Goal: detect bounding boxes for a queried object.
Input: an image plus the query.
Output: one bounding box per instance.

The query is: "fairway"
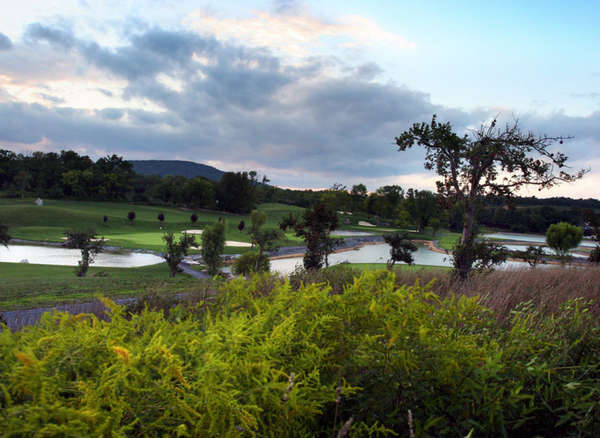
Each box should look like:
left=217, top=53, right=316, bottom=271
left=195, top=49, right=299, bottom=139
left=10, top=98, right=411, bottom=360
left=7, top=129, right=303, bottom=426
left=0, top=199, right=304, bottom=252
left=0, top=262, right=203, bottom=310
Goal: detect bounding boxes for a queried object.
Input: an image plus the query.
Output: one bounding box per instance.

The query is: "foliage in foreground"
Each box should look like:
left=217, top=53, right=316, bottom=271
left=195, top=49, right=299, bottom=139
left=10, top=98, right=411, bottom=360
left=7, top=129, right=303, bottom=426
left=1, top=271, right=599, bottom=436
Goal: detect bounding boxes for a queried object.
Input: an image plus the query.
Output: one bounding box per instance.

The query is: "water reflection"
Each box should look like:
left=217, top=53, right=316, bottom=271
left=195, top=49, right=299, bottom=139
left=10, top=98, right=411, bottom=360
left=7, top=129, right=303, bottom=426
left=0, top=245, right=164, bottom=267
left=483, top=232, right=595, bottom=248
left=269, top=243, right=555, bottom=276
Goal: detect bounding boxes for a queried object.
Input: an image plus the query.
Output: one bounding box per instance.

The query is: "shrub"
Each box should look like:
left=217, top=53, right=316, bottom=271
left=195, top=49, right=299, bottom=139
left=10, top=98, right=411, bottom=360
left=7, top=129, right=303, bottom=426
left=201, top=219, right=225, bottom=276
left=232, top=252, right=270, bottom=276
left=162, top=232, right=195, bottom=277
left=63, top=229, right=105, bottom=277
left=546, top=222, right=583, bottom=262
left=1, top=272, right=600, bottom=436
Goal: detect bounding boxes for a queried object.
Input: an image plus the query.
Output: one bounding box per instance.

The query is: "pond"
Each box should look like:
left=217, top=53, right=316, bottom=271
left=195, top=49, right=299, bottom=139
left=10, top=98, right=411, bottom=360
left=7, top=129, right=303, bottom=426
left=269, top=243, right=542, bottom=275
left=483, top=232, right=596, bottom=248
left=0, top=245, right=164, bottom=267
left=330, top=230, right=376, bottom=237
left=502, top=244, right=587, bottom=258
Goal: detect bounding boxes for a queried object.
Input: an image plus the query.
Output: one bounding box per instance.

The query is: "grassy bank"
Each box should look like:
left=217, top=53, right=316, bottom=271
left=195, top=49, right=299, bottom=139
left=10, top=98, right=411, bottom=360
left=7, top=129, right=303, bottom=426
left=0, top=262, right=204, bottom=310
left=0, top=199, right=304, bottom=252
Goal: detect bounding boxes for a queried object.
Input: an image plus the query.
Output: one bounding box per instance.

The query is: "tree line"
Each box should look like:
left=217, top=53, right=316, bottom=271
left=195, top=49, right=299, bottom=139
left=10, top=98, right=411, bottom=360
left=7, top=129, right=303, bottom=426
left=1, top=148, right=593, bottom=236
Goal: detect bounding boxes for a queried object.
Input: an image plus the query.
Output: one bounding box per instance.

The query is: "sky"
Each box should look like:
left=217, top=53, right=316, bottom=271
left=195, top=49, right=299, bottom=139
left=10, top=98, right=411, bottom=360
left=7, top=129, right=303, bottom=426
left=0, top=0, right=598, bottom=197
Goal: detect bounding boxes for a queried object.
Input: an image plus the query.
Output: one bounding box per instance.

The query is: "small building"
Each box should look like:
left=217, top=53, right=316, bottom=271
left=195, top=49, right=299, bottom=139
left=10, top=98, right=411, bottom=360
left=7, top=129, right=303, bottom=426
left=35, top=198, right=43, bottom=206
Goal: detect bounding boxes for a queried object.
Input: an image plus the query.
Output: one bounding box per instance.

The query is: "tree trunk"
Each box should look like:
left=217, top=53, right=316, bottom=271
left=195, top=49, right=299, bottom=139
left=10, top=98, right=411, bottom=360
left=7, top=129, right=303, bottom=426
left=456, top=199, right=476, bottom=279
left=255, top=246, right=263, bottom=271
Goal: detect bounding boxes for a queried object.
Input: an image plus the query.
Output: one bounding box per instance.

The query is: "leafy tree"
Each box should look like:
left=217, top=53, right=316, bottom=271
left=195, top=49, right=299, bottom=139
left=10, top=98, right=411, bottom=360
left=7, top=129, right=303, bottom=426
left=14, top=170, right=32, bottom=199
left=158, top=212, right=165, bottom=224
left=248, top=210, right=281, bottom=271
left=583, top=209, right=600, bottom=264
left=405, top=189, right=439, bottom=233
left=202, top=219, right=226, bottom=276
left=546, top=222, right=583, bottom=263
left=215, top=171, right=258, bottom=214
left=150, top=175, right=188, bottom=205
left=383, top=232, right=417, bottom=269
left=395, top=115, right=586, bottom=279
left=514, top=245, right=545, bottom=268
left=280, top=203, right=338, bottom=270
left=453, top=239, right=508, bottom=275
left=429, top=217, right=441, bottom=236
left=232, top=252, right=270, bottom=276
left=63, top=229, right=105, bottom=277
left=589, top=246, right=600, bottom=264
left=127, top=211, right=136, bottom=225
left=162, top=232, right=196, bottom=277
left=183, top=177, right=215, bottom=208
left=190, top=213, right=198, bottom=225
left=0, top=221, right=10, bottom=247
left=321, top=183, right=350, bottom=212
left=375, top=185, right=404, bottom=218
left=350, top=183, right=368, bottom=212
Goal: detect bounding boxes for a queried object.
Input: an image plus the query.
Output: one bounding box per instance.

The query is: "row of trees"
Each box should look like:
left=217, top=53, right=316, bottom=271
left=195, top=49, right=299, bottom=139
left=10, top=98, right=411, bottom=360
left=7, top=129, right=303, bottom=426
left=0, top=150, right=134, bottom=200
left=0, top=149, right=268, bottom=213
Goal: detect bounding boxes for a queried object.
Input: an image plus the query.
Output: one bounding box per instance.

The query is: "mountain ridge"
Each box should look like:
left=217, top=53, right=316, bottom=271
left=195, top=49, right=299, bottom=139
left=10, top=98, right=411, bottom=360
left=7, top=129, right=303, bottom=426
left=129, top=160, right=225, bottom=182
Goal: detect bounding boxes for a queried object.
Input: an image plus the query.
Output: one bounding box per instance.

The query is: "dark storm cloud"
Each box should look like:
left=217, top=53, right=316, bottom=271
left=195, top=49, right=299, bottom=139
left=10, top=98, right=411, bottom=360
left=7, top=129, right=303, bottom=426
left=2, top=22, right=598, bottom=190
left=0, top=32, right=12, bottom=50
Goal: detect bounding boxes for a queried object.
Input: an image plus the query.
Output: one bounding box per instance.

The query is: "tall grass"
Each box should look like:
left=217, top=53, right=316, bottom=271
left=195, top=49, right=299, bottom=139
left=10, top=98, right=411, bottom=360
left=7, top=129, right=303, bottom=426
left=289, top=265, right=600, bottom=321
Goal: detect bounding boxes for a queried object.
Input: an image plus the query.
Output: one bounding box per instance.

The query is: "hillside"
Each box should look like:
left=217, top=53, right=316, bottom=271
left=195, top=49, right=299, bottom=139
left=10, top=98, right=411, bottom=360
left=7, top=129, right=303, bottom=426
left=129, top=160, right=225, bottom=181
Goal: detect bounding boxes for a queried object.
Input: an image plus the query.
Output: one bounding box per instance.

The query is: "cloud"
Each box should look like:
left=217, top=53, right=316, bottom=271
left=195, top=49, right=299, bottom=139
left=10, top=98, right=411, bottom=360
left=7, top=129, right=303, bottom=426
left=571, top=92, right=599, bottom=99
left=96, top=87, right=114, bottom=97
left=39, top=93, right=65, bottom=104
left=96, top=107, right=124, bottom=120
left=25, top=23, right=76, bottom=49
left=0, top=21, right=597, bottom=198
left=184, top=8, right=416, bottom=58
left=0, top=32, right=12, bottom=50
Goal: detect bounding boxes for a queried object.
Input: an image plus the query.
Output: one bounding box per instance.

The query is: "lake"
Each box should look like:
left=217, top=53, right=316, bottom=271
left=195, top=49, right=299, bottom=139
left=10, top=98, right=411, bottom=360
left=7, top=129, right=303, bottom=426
left=270, top=243, right=542, bottom=275
left=483, top=232, right=596, bottom=248
left=0, top=245, right=164, bottom=267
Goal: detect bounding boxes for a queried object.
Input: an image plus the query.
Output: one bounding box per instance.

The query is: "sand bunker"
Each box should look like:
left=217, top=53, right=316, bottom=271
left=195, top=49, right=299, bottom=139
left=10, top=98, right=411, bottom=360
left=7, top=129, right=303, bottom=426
left=182, top=229, right=203, bottom=235
left=358, top=221, right=376, bottom=227
left=191, top=241, right=252, bottom=249
left=61, top=237, right=108, bottom=242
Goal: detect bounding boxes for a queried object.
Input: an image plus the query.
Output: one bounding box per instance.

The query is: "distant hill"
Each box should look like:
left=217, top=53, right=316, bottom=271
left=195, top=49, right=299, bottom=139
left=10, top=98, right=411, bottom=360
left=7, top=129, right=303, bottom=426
left=129, top=160, right=225, bottom=182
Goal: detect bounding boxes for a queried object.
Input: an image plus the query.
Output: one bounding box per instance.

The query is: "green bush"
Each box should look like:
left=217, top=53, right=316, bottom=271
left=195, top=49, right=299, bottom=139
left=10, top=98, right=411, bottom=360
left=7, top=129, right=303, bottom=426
left=232, top=252, right=270, bottom=276
left=546, top=222, right=583, bottom=260
left=1, top=272, right=599, bottom=436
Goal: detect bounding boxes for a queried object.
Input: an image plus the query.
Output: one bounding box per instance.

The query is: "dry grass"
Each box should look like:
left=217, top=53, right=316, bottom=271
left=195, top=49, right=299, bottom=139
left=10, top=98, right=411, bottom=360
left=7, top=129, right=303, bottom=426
left=287, top=265, right=600, bottom=321
left=394, top=266, right=600, bottom=321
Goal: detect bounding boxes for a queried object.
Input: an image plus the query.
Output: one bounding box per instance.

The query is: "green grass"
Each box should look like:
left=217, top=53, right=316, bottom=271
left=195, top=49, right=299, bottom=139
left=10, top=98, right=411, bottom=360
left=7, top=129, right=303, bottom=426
left=0, top=199, right=304, bottom=252
left=436, top=233, right=460, bottom=250
left=342, top=263, right=451, bottom=272
left=0, top=262, right=205, bottom=310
